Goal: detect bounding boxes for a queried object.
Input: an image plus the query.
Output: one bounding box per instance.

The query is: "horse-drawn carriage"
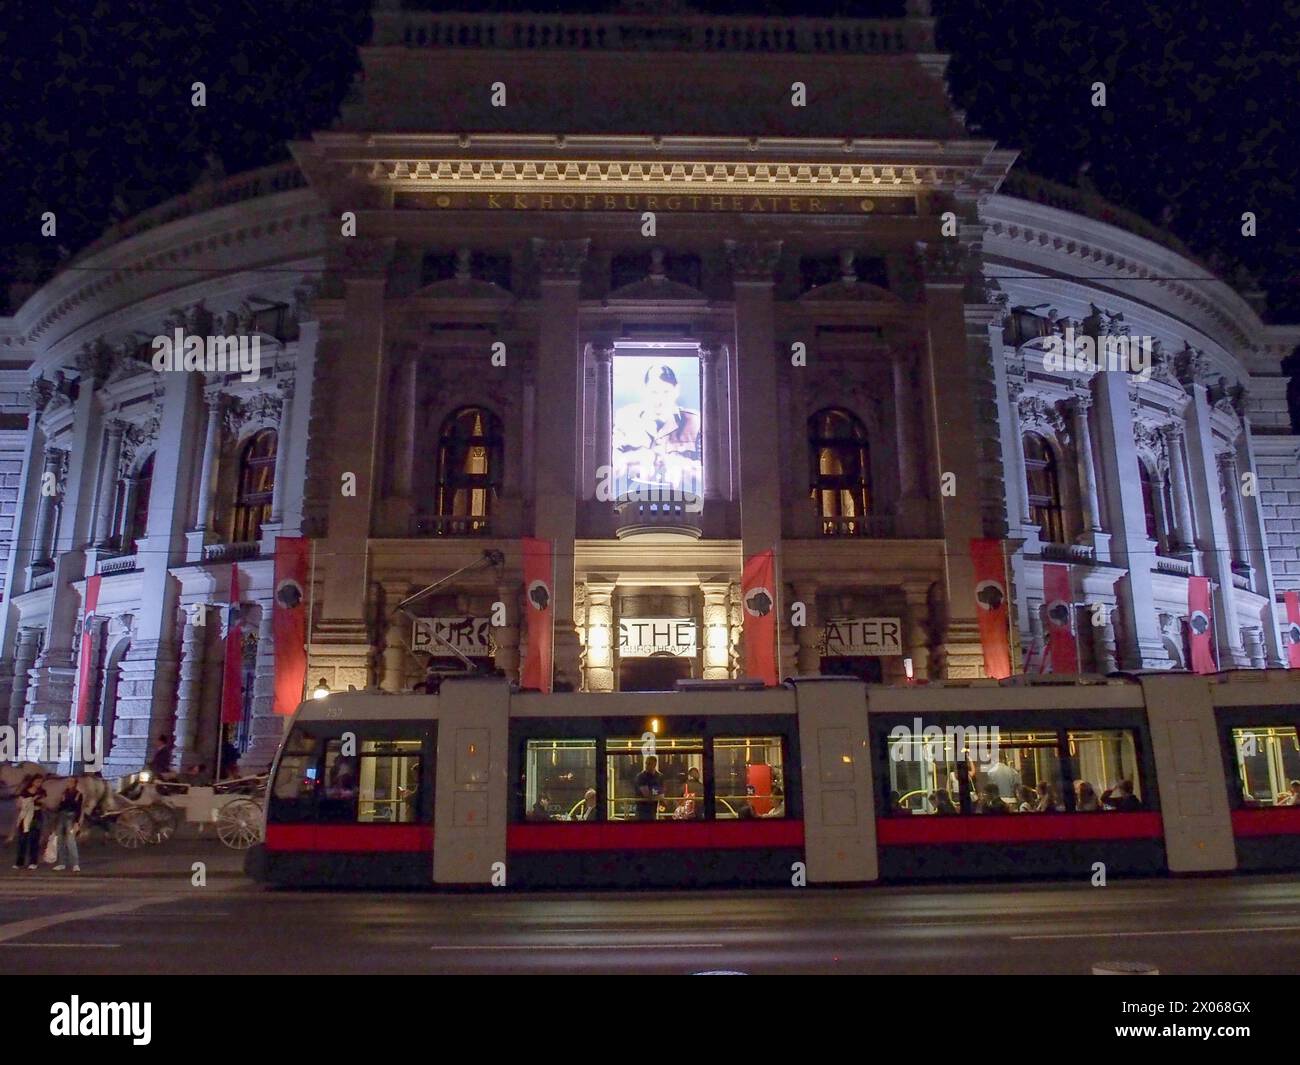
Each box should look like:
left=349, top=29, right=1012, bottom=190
left=2, top=764, right=267, bottom=851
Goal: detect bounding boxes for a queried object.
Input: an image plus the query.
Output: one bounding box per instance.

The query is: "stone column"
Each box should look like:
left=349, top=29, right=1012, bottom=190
left=701, top=580, right=732, bottom=680
left=116, top=477, right=138, bottom=545
left=30, top=447, right=62, bottom=565
left=1244, top=627, right=1266, bottom=669
left=1091, top=612, right=1118, bottom=674
left=7, top=627, right=40, bottom=726
left=1067, top=394, right=1104, bottom=537
left=892, top=347, right=921, bottom=505
left=592, top=343, right=614, bottom=495
left=726, top=240, right=783, bottom=560
left=1150, top=470, right=1172, bottom=553
left=1218, top=453, right=1249, bottom=567
left=1183, top=382, right=1248, bottom=666
left=93, top=420, right=125, bottom=547
left=902, top=580, right=933, bottom=680
left=492, top=581, right=520, bottom=683
left=245, top=604, right=281, bottom=772
left=531, top=238, right=588, bottom=683
left=313, top=240, right=394, bottom=690
left=269, top=381, right=293, bottom=523
left=914, top=242, right=988, bottom=677
left=583, top=580, right=616, bottom=692
left=793, top=581, right=821, bottom=675
left=382, top=607, right=408, bottom=692
left=699, top=343, right=723, bottom=502
left=1092, top=373, right=1169, bottom=666
left=1025, top=597, right=1045, bottom=672
left=173, top=607, right=209, bottom=765
left=1161, top=423, right=1197, bottom=554
left=193, top=391, right=223, bottom=533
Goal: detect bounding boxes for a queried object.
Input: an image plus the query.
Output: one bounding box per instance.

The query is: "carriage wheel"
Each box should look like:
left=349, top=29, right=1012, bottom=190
left=111, top=807, right=154, bottom=849
left=216, top=798, right=263, bottom=850
left=146, top=803, right=180, bottom=843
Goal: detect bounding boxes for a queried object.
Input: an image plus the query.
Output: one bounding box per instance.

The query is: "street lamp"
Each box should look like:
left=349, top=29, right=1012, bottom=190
left=312, top=678, right=329, bottom=700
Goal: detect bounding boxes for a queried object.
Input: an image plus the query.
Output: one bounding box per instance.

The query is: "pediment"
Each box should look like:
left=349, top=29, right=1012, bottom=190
left=799, top=280, right=901, bottom=304
left=411, top=277, right=513, bottom=303
left=604, top=275, right=708, bottom=303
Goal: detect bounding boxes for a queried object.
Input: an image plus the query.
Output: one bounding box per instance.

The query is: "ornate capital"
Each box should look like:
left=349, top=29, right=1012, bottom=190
left=590, top=341, right=614, bottom=365
left=1174, top=342, right=1209, bottom=387
left=724, top=239, right=783, bottom=283
left=914, top=239, right=970, bottom=284
left=1018, top=393, right=1066, bottom=434
left=531, top=237, right=589, bottom=280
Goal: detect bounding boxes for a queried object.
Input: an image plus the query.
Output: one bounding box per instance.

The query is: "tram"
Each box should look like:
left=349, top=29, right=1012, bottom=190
left=245, top=669, right=1300, bottom=888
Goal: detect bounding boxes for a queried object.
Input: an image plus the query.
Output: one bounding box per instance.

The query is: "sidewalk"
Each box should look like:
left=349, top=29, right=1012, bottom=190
left=3, top=835, right=250, bottom=880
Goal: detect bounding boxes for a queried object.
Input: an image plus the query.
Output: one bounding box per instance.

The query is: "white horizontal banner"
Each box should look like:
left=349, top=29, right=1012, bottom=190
left=619, top=618, right=697, bottom=658
left=412, top=616, right=493, bottom=656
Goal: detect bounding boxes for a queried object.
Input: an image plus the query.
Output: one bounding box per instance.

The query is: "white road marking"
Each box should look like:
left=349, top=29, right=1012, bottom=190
left=0, top=893, right=180, bottom=944
left=431, top=942, right=725, bottom=951
left=1013, top=925, right=1300, bottom=941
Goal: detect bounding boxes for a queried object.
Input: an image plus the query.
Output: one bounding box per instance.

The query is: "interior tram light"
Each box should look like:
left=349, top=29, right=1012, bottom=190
left=649, top=718, right=660, bottom=734
left=312, top=678, right=330, bottom=701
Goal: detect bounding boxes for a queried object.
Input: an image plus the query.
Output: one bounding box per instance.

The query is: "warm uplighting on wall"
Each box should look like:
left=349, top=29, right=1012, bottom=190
left=312, top=678, right=330, bottom=700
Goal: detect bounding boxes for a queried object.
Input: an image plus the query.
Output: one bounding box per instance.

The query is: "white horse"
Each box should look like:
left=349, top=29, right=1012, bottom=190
left=1, top=765, right=116, bottom=841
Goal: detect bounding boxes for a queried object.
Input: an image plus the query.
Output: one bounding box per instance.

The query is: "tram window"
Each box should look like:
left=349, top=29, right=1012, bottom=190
left=885, top=729, right=1062, bottom=815
left=271, top=730, right=319, bottom=806
left=606, top=737, right=703, bottom=822
left=358, top=740, right=423, bottom=824
left=523, top=739, right=596, bottom=821
left=713, top=736, right=785, bottom=819
left=1066, top=730, right=1145, bottom=811
left=1231, top=727, right=1300, bottom=807
left=318, top=740, right=360, bottom=823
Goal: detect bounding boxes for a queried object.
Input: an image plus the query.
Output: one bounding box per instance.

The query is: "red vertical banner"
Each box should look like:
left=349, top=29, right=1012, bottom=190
left=273, top=536, right=309, bottom=715
left=73, top=575, right=103, bottom=726
left=1188, top=575, right=1216, bottom=674
left=521, top=537, right=554, bottom=692
left=221, top=564, right=244, bottom=725
left=1041, top=564, right=1079, bottom=675
left=1285, top=591, right=1300, bottom=669
left=741, top=549, right=778, bottom=686
left=971, top=538, right=1012, bottom=680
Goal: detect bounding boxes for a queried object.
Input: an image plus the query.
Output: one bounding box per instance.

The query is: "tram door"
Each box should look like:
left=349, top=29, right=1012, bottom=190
left=432, top=678, right=511, bottom=885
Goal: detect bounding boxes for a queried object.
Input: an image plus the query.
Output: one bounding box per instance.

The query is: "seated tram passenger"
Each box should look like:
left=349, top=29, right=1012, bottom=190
left=930, top=790, right=958, bottom=816
left=1100, top=779, right=1142, bottom=812
left=978, top=783, right=1008, bottom=814
left=1074, top=780, right=1101, bottom=812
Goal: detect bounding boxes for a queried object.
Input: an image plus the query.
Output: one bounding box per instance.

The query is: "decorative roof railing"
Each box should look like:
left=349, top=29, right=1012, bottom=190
left=375, top=11, right=931, bottom=54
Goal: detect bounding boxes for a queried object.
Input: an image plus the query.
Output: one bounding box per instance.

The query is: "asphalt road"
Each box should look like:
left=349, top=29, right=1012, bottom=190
left=1, top=838, right=1298, bottom=974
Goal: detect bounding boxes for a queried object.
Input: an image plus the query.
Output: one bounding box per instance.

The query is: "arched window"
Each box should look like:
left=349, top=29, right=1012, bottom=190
left=808, top=408, right=871, bottom=535
left=126, top=453, right=153, bottom=552
left=1024, top=433, right=1066, bottom=544
left=232, top=430, right=277, bottom=543
left=435, top=407, right=502, bottom=534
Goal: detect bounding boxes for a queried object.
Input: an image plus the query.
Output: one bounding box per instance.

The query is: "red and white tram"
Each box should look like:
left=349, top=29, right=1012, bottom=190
left=246, top=670, right=1300, bottom=888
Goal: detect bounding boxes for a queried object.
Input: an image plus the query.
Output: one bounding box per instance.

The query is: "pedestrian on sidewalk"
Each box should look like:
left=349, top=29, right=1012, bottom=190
left=51, top=779, right=83, bottom=872
left=11, top=774, right=47, bottom=870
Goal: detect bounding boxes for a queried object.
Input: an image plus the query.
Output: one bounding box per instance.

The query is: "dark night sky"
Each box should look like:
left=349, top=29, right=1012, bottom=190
left=1, top=0, right=1297, bottom=319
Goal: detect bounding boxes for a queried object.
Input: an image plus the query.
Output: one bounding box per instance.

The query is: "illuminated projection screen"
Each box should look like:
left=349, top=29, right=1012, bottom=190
left=610, top=353, right=703, bottom=504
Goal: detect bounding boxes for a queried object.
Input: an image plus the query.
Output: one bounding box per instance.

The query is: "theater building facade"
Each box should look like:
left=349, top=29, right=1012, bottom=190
left=1, top=7, right=1298, bottom=774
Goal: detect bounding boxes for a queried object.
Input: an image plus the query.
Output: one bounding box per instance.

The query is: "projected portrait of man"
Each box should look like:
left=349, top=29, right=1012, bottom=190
left=612, top=363, right=702, bottom=494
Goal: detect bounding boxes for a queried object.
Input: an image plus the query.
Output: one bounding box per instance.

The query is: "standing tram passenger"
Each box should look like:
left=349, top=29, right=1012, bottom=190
left=634, top=756, right=664, bottom=820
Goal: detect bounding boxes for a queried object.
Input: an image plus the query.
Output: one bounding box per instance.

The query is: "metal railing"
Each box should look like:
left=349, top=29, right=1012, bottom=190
left=202, top=542, right=261, bottom=563
left=1040, top=541, right=1096, bottom=563
left=1153, top=555, right=1193, bottom=577
left=97, top=553, right=139, bottom=576
left=819, top=514, right=897, bottom=538
left=381, top=12, right=928, bottom=54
